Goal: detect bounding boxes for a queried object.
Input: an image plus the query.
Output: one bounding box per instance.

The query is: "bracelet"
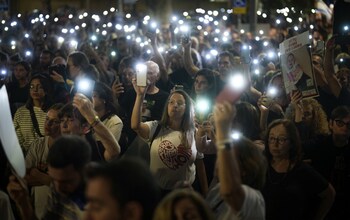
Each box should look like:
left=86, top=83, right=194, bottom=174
left=90, top=115, right=100, bottom=128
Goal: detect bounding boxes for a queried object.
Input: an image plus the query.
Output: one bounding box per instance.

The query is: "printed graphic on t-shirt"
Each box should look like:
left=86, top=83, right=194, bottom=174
left=158, top=140, right=192, bottom=170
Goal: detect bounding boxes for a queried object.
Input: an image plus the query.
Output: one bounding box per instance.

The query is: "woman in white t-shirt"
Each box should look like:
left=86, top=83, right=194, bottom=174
left=131, top=72, right=197, bottom=193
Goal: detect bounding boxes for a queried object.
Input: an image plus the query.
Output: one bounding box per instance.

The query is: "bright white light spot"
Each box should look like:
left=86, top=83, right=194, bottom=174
left=229, top=74, right=246, bottom=91
left=126, top=13, right=131, bottom=19
left=58, top=36, right=64, bottom=43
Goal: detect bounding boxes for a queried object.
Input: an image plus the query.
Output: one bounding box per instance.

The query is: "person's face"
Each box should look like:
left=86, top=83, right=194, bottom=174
left=14, top=65, right=28, bottom=81
left=268, top=124, right=291, bottom=160
left=48, top=164, right=82, bottom=196
left=194, top=75, right=209, bottom=95
left=121, top=67, right=135, bottom=86
left=329, top=115, right=350, bottom=138
left=30, top=79, right=45, bottom=101
left=173, top=197, right=202, bottom=220
left=147, top=68, right=159, bottom=85
left=44, top=109, right=61, bottom=137
left=84, top=177, right=122, bottom=220
left=302, top=104, right=314, bottom=126
left=336, top=69, right=350, bottom=88
left=312, top=55, right=323, bottom=70
left=40, top=53, right=51, bottom=67
left=218, top=56, right=232, bottom=75
left=67, top=57, right=80, bottom=80
left=287, top=54, right=295, bottom=69
left=60, top=116, right=84, bottom=135
left=167, top=93, right=186, bottom=120
left=92, top=92, right=105, bottom=112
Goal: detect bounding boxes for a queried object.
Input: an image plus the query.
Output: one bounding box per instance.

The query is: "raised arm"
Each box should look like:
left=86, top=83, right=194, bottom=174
left=324, top=37, right=342, bottom=97
left=182, top=41, right=200, bottom=77
left=130, top=79, right=150, bottom=139
left=73, top=94, right=121, bottom=161
left=214, top=102, right=245, bottom=214
left=146, top=31, right=168, bottom=83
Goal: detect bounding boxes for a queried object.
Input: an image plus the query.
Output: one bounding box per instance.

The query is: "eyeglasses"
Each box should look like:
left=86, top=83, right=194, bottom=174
left=334, top=119, right=350, bottom=129
left=168, top=100, right=186, bottom=107
left=268, top=136, right=289, bottom=145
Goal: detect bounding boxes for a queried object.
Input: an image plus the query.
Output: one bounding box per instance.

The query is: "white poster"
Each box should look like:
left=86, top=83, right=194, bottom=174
left=280, top=31, right=319, bottom=98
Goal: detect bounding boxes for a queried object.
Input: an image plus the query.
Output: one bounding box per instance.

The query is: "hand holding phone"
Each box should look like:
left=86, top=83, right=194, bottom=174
left=136, top=64, right=147, bottom=87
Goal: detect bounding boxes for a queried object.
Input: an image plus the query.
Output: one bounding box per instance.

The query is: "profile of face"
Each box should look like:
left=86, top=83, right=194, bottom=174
left=67, top=57, right=80, bottom=80
left=14, top=64, right=29, bottom=81
left=287, top=54, right=296, bottom=70
left=60, top=116, right=84, bottom=136
left=92, top=92, right=105, bottom=112
left=173, top=197, right=202, bottom=220
left=29, top=78, right=45, bottom=101
left=329, top=115, right=350, bottom=137
left=48, top=164, right=82, bottom=196
left=194, top=75, right=210, bottom=95
left=268, top=124, right=291, bottom=160
left=44, top=109, right=61, bottom=137
left=85, top=177, right=122, bottom=220
left=167, top=93, right=186, bottom=120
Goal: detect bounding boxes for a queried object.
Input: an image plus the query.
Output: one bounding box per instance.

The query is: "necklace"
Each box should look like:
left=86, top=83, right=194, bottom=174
left=267, top=161, right=292, bottom=185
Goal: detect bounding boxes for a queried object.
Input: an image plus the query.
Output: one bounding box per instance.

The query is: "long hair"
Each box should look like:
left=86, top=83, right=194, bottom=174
left=264, top=119, right=303, bottom=165
left=234, top=137, right=267, bottom=190
left=153, top=189, right=215, bottom=220
left=285, top=98, right=330, bottom=137
left=93, top=81, right=119, bottom=115
left=25, top=74, right=53, bottom=111
left=160, top=90, right=195, bottom=148
left=235, top=102, right=261, bottom=140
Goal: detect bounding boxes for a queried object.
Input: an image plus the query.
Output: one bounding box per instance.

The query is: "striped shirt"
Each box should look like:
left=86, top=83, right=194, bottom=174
left=13, top=106, right=46, bottom=154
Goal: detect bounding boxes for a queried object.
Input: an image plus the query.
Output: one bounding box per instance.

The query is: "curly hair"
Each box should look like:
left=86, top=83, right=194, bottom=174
left=285, top=98, right=329, bottom=137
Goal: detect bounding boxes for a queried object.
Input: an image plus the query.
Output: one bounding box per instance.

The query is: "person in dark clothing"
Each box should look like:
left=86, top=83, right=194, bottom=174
left=303, top=106, right=350, bottom=219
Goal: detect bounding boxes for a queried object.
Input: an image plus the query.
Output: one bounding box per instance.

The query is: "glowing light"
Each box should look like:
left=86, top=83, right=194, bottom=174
left=183, top=12, right=189, bottom=16
left=126, top=13, right=131, bottom=19
left=229, top=74, right=246, bottom=91
left=68, top=14, right=73, bottom=19
left=103, top=10, right=108, bottom=16
left=259, top=30, right=264, bottom=35
left=24, top=33, right=29, bottom=38
left=110, top=7, right=116, bottom=12
left=58, top=36, right=64, bottom=43
left=111, top=51, right=116, bottom=56
left=62, top=28, right=68, bottom=34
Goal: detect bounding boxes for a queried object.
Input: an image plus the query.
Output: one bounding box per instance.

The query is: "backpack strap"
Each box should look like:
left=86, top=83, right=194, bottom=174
left=149, top=122, right=162, bottom=147
left=29, top=106, right=44, bottom=137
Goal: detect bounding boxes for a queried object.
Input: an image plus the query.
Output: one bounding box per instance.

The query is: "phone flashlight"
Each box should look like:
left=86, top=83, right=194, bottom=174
left=77, top=78, right=95, bottom=97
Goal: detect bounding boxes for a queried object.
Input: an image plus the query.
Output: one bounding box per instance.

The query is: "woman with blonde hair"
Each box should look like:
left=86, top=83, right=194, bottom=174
left=153, top=189, right=215, bottom=220
left=285, top=91, right=329, bottom=140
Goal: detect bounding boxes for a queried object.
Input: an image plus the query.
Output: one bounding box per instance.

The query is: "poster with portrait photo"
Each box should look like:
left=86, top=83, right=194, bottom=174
left=279, top=31, right=319, bottom=98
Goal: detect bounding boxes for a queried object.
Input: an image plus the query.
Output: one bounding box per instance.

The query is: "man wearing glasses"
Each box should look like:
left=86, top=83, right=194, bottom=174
left=304, top=105, right=350, bottom=219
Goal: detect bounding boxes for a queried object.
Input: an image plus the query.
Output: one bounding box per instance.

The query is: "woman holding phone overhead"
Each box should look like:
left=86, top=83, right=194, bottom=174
left=131, top=64, right=199, bottom=194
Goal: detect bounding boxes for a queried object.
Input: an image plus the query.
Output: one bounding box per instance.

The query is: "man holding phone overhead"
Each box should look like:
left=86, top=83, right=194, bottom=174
left=120, top=61, right=169, bottom=147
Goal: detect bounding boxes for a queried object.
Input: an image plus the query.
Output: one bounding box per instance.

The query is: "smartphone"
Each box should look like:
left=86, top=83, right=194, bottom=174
left=48, top=64, right=66, bottom=76
left=215, top=86, right=242, bottom=104
left=136, top=64, right=147, bottom=87
left=314, top=41, right=325, bottom=52
left=77, top=78, right=95, bottom=97
left=241, top=46, right=250, bottom=64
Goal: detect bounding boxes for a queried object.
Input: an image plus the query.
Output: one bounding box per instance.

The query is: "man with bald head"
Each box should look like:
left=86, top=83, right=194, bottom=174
left=120, top=61, right=169, bottom=149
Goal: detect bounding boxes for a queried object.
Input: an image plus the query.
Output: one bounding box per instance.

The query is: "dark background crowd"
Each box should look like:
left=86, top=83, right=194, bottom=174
left=0, top=0, right=350, bottom=219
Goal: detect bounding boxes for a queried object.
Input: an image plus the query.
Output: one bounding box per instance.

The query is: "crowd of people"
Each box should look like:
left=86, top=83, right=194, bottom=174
left=0, top=2, right=349, bottom=220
